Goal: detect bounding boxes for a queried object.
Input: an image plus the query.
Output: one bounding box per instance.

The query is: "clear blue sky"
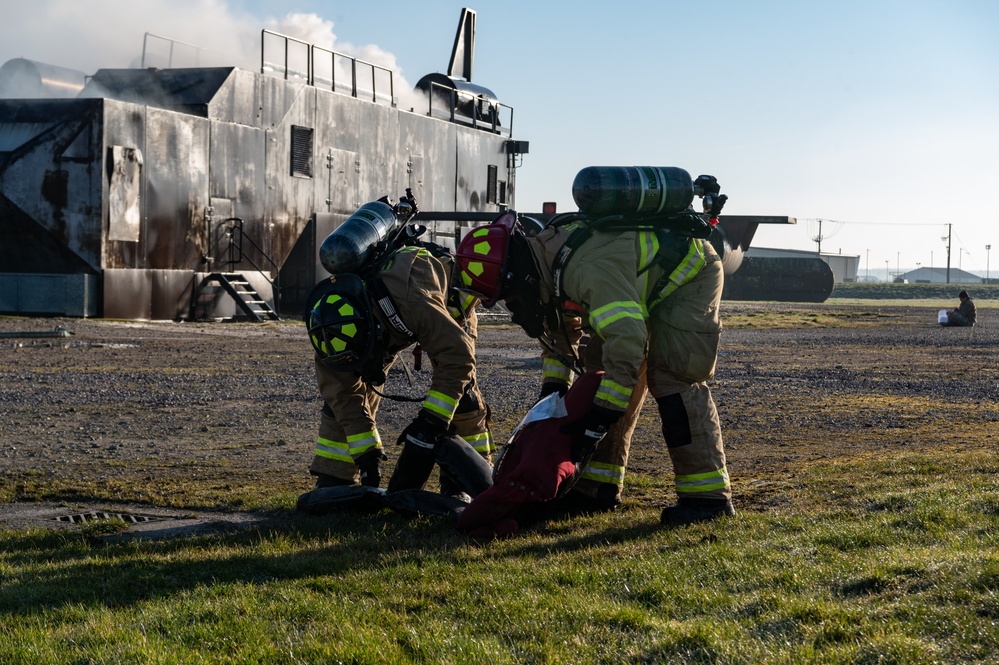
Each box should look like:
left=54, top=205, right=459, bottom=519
left=4, top=1, right=997, bottom=278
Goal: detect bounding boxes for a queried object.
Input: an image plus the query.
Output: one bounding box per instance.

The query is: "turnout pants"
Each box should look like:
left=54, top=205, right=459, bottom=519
left=572, top=258, right=731, bottom=503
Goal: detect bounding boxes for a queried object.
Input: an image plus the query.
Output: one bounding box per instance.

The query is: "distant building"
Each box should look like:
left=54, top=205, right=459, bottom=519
left=746, top=247, right=859, bottom=283
left=899, top=267, right=982, bottom=284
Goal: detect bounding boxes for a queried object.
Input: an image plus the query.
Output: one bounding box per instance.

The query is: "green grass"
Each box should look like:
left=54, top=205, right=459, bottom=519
left=829, top=281, right=999, bottom=301
left=2, top=447, right=996, bottom=664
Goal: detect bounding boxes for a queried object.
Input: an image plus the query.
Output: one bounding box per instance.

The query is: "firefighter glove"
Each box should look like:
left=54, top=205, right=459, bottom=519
left=538, top=382, right=569, bottom=401
left=398, top=409, right=448, bottom=450
left=707, top=193, right=728, bottom=218
left=355, top=448, right=388, bottom=487
left=560, top=404, right=621, bottom=462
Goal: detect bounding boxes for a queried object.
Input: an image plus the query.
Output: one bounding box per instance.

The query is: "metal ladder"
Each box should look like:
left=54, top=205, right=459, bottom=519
left=196, top=272, right=280, bottom=322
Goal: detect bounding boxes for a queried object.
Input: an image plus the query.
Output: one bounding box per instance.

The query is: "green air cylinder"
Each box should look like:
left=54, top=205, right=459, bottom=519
left=571, top=166, right=694, bottom=216
left=320, top=201, right=398, bottom=274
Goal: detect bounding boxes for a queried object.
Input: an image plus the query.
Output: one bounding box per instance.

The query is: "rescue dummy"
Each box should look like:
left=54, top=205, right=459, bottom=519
left=457, top=370, right=604, bottom=538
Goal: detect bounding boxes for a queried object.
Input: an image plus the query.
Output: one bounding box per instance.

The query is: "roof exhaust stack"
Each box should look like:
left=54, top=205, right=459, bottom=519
left=448, top=8, right=476, bottom=81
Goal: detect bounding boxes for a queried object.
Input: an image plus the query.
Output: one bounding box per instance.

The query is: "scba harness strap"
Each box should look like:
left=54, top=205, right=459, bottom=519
left=549, top=212, right=709, bottom=309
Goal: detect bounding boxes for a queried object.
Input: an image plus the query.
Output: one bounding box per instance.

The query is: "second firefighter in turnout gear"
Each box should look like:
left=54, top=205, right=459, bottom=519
left=455, top=168, right=734, bottom=526
left=305, top=195, right=493, bottom=500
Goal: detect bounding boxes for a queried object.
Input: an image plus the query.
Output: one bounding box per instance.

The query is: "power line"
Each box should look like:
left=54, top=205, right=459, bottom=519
left=797, top=218, right=949, bottom=227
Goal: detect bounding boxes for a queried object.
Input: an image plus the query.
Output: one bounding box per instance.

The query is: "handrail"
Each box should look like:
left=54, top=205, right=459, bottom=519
left=426, top=81, right=514, bottom=138
left=259, top=29, right=514, bottom=135
left=260, top=30, right=311, bottom=82
left=141, top=33, right=221, bottom=68
left=214, top=218, right=279, bottom=277
left=311, top=45, right=394, bottom=105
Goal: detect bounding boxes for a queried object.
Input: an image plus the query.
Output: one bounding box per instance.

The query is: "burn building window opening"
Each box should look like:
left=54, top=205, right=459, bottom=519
left=291, top=125, right=314, bottom=178
left=487, top=164, right=500, bottom=205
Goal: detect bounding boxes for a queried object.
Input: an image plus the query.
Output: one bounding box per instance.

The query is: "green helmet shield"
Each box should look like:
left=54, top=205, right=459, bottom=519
left=306, top=274, right=377, bottom=372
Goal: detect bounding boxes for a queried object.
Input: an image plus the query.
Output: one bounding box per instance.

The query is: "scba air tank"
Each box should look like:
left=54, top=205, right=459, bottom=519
left=571, top=166, right=694, bottom=216
left=320, top=201, right=398, bottom=274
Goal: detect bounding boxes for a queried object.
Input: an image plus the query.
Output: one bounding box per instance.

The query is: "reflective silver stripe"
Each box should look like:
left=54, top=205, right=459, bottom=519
left=580, top=461, right=625, bottom=484
left=463, top=431, right=494, bottom=453
left=589, top=301, right=645, bottom=336
left=423, top=390, right=458, bottom=419
left=648, top=239, right=706, bottom=311
left=675, top=467, right=730, bottom=493
left=596, top=379, right=632, bottom=409
left=315, top=437, right=351, bottom=463
left=542, top=358, right=571, bottom=382
left=346, top=430, right=381, bottom=455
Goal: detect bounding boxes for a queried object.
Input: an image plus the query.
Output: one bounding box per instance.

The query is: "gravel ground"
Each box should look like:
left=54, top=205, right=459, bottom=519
left=1, top=302, right=996, bottom=528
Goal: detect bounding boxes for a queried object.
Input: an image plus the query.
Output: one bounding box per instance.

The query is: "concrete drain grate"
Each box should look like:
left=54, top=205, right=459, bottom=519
left=51, top=511, right=172, bottom=525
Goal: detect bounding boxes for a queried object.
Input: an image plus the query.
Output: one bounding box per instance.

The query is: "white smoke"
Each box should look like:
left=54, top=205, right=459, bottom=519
left=0, top=0, right=425, bottom=107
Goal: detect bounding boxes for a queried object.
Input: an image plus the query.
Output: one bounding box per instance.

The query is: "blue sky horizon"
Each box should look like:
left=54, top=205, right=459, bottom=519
left=4, top=0, right=997, bottom=277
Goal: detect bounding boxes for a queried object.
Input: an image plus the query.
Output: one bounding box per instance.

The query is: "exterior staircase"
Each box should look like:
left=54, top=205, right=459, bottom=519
left=192, top=272, right=280, bottom=322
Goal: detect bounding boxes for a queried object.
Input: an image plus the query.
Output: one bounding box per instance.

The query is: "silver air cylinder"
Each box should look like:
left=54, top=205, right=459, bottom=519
left=571, top=166, right=694, bottom=216
left=320, top=201, right=398, bottom=274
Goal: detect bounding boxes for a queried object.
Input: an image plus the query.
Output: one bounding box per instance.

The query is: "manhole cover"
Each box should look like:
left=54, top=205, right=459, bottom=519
left=51, top=511, right=171, bottom=525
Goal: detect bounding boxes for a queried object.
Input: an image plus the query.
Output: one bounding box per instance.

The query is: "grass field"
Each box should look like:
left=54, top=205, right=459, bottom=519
left=1, top=300, right=997, bottom=664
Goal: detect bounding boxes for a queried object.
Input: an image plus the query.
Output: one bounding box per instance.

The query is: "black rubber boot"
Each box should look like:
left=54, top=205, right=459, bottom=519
left=314, top=473, right=353, bottom=489
left=660, top=497, right=735, bottom=527
left=557, top=484, right=622, bottom=516
left=387, top=441, right=437, bottom=493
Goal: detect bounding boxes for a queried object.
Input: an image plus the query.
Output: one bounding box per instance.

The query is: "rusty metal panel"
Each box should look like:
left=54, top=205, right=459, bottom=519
left=455, top=129, right=508, bottom=212
left=209, top=121, right=265, bottom=223
left=150, top=269, right=196, bottom=320
left=208, top=69, right=303, bottom=130
left=262, top=86, right=318, bottom=269
left=0, top=99, right=105, bottom=272
left=103, top=268, right=152, bottom=319
left=0, top=273, right=97, bottom=316
left=355, top=102, right=400, bottom=200
left=136, top=107, right=210, bottom=270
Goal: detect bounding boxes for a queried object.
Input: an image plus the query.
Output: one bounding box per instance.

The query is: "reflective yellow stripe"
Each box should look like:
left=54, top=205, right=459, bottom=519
left=542, top=358, right=572, bottom=382
left=637, top=231, right=660, bottom=273
left=648, top=239, right=706, bottom=311
left=346, top=430, right=381, bottom=456
left=580, top=461, right=625, bottom=485
left=589, top=300, right=645, bottom=336
left=675, top=467, right=730, bottom=493
left=315, top=436, right=352, bottom=463
left=423, top=390, right=458, bottom=420
left=635, top=231, right=659, bottom=313
left=449, top=292, right=478, bottom=322
left=596, top=378, right=632, bottom=409
left=463, top=430, right=495, bottom=454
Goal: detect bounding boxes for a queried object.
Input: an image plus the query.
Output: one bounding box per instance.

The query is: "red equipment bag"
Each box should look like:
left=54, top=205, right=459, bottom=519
left=456, top=371, right=603, bottom=538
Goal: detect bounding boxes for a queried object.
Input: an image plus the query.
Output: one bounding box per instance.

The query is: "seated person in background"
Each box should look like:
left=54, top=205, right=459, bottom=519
left=942, top=290, right=976, bottom=327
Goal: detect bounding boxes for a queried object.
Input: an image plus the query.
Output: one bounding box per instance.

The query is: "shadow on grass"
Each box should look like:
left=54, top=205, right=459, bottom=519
left=0, top=503, right=687, bottom=617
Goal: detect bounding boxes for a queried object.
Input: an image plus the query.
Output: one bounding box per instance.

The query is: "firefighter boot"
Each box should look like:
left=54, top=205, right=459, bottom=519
left=557, top=483, right=622, bottom=515
left=314, top=473, right=353, bottom=489
left=660, top=497, right=735, bottom=527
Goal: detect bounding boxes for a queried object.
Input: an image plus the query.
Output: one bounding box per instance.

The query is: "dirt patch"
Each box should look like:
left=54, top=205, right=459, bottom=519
left=1, top=303, right=996, bottom=532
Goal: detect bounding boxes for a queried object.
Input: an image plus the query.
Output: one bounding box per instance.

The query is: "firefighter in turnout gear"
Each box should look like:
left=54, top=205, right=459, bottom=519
left=455, top=172, right=734, bottom=526
left=304, top=196, right=493, bottom=502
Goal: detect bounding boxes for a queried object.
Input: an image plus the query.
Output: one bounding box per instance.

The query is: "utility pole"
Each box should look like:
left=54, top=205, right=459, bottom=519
left=944, top=224, right=952, bottom=284
left=812, top=219, right=823, bottom=255
left=988, top=244, right=992, bottom=284
left=866, top=249, right=870, bottom=280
